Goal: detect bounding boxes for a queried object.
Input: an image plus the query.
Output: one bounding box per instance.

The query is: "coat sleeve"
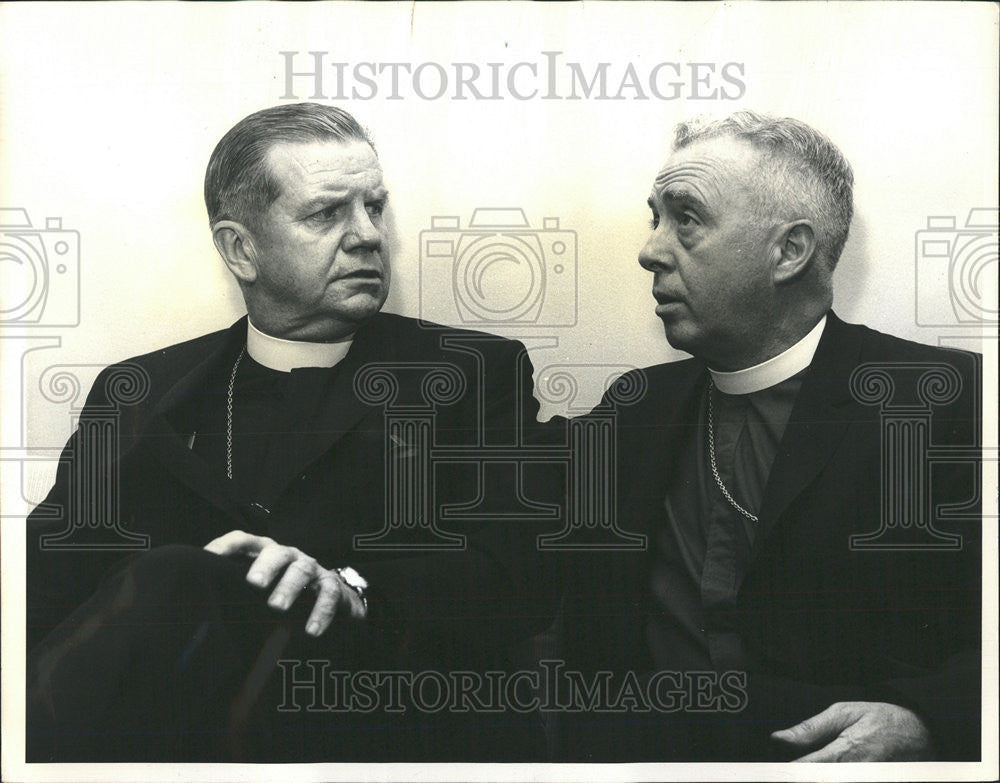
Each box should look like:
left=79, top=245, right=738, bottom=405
left=879, top=351, right=982, bottom=759
left=356, top=337, right=564, bottom=661
left=26, top=365, right=144, bottom=652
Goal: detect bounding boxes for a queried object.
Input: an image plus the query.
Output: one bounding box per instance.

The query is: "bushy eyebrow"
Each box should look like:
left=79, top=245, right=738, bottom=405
left=660, top=186, right=710, bottom=215
left=299, top=187, right=389, bottom=214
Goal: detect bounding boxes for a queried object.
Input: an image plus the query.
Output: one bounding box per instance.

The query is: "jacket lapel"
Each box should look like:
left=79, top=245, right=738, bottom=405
left=610, top=360, right=707, bottom=652
left=630, top=360, right=709, bottom=526
left=142, top=317, right=248, bottom=521
left=754, top=311, right=865, bottom=550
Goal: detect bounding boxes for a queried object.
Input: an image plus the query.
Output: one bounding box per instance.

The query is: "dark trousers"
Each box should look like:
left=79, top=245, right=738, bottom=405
left=27, top=545, right=547, bottom=762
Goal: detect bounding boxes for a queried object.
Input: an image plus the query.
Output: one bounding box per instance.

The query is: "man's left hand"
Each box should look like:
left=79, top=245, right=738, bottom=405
left=771, top=701, right=934, bottom=761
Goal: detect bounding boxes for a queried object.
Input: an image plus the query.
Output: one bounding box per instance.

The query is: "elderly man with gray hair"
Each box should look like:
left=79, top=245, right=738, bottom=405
left=26, top=102, right=557, bottom=762
left=556, top=111, right=981, bottom=762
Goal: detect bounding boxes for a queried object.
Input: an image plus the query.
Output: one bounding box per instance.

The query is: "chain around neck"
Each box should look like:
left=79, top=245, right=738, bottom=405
left=225, top=346, right=246, bottom=481
left=707, top=381, right=759, bottom=524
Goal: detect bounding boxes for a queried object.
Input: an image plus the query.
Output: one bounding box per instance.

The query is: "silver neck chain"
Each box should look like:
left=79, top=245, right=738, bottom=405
left=707, top=381, right=759, bottom=524
left=225, top=346, right=246, bottom=480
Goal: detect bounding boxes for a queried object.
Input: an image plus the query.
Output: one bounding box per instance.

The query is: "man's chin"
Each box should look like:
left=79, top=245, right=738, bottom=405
left=330, top=292, right=387, bottom=325
left=659, top=318, right=698, bottom=356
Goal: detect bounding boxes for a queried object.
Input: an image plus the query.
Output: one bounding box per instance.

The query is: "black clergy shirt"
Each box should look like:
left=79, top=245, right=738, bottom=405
left=188, top=354, right=341, bottom=518
left=645, top=370, right=806, bottom=675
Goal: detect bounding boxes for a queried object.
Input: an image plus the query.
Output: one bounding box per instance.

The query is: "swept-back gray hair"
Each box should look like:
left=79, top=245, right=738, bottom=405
left=205, top=103, right=375, bottom=229
left=674, top=111, right=854, bottom=269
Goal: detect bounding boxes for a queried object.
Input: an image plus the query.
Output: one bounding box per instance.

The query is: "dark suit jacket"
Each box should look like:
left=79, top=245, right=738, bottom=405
left=557, top=312, right=982, bottom=761
left=27, top=312, right=559, bottom=667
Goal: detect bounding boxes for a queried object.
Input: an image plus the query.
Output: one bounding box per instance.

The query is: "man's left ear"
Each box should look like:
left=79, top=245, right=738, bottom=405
left=769, top=220, right=817, bottom=284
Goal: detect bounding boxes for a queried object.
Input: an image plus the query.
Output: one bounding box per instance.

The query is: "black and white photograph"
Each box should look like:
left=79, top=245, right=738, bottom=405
left=1, top=2, right=996, bottom=781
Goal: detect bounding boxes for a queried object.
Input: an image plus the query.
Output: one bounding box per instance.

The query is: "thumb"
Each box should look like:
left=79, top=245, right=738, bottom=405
left=771, top=703, right=854, bottom=746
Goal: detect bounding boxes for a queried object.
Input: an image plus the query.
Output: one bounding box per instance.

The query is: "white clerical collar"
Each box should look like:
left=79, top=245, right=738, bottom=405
left=709, top=315, right=827, bottom=395
left=246, top=319, right=353, bottom=372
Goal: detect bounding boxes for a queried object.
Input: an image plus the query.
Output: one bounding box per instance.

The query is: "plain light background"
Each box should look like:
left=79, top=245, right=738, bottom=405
left=1, top=2, right=996, bottom=466
left=1, top=4, right=997, bottom=780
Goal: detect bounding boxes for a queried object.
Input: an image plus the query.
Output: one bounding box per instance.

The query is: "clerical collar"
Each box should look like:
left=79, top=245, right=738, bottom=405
left=709, top=315, right=827, bottom=395
left=246, top=319, right=353, bottom=372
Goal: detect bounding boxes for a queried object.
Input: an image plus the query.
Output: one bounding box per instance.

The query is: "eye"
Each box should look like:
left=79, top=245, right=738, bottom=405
left=366, top=199, right=386, bottom=219
left=677, top=211, right=699, bottom=228
left=649, top=210, right=660, bottom=230
left=308, top=204, right=340, bottom=222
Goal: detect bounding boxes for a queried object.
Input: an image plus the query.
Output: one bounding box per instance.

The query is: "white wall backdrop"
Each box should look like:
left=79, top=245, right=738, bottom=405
left=1, top=4, right=998, bottom=781
left=1, top=1, right=997, bottom=500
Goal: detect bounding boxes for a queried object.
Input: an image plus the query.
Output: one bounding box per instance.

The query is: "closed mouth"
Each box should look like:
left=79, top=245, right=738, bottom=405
left=340, top=269, right=383, bottom=281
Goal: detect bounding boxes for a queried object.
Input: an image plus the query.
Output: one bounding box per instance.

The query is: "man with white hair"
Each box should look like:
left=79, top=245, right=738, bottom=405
left=557, top=111, right=981, bottom=762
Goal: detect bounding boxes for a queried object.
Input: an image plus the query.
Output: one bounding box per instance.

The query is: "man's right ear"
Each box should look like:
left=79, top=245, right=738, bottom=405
left=211, top=220, right=259, bottom=284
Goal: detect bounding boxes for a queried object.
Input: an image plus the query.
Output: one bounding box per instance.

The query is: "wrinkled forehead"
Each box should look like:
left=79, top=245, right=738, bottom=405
left=265, top=139, right=383, bottom=196
left=650, top=136, right=759, bottom=203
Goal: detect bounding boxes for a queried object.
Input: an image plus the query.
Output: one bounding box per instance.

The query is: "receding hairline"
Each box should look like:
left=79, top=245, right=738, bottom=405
left=259, top=139, right=386, bottom=213
left=262, top=136, right=380, bottom=181
left=652, top=137, right=767, bottom=206
left=204, top=102, right=377, bottom=228
left=666, top=112, right=855, bottom=269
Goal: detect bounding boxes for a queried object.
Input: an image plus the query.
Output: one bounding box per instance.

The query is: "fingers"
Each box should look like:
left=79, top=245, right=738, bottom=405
left=245, top=543, right=360, bottom=635
left=771, top=702, right=860, bottom=747
left=263, top=552, right=317, bottom=609
left=793, top=735, right=858, bottom=762
left=204, top=529, right=273, bottom=557
left=205, top=529, right=366, bottom=636
left=305, top=570, right=369, bottom=635
left=305, top=570, right=344, bottom=637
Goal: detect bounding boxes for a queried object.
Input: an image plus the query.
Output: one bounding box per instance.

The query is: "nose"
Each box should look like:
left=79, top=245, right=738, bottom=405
left=343, top=204, right=383, bottom=252
left=638, top=228, right=671, bottom=272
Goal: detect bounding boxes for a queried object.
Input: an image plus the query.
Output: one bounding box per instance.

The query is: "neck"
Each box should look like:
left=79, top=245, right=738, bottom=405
left=246, top=318, right=354, bottom=372
left=712, top=295, right=830, bottom=371
left=709, top=314, right=827, bottom=394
